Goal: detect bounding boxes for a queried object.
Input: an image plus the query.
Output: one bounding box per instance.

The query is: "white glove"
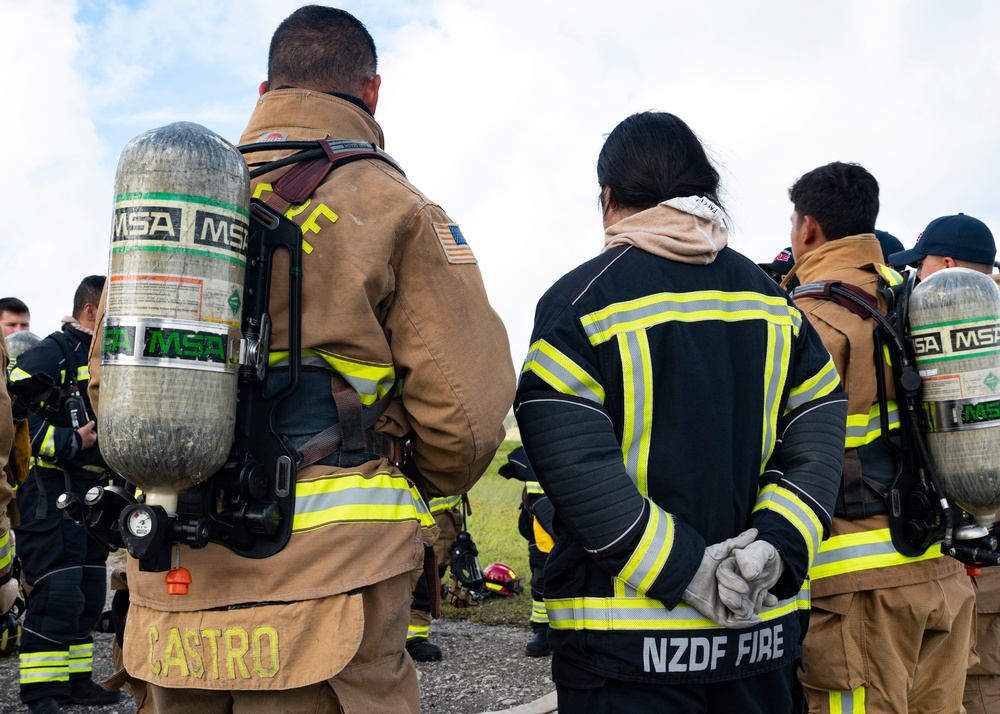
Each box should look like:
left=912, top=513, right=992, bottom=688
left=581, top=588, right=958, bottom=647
left=716, top=539, right=786, bottom=618
left=682, top=528, right=761, bottom=629
left=0, top=578, right=19, bottom=615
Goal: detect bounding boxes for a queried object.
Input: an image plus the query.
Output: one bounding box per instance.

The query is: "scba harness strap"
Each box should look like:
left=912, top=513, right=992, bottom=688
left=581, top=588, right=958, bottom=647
left=237, top=139, right=407, bottom=470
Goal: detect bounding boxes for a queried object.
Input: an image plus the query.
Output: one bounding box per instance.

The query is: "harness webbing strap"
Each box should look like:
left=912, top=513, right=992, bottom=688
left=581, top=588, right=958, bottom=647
left=793, top=281, right=880, bottom=320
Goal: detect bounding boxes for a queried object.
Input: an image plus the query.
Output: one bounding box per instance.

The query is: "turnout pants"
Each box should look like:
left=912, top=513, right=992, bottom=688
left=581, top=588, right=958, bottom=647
left=15, top=472, right=108, bottom=704
left=134, top=572, right=418, bottom=714
left=800, top=571, right=975, bottom=713
left=408, top=508, right=460, bottom=640
left=965, top=568, right=1000, bottom=714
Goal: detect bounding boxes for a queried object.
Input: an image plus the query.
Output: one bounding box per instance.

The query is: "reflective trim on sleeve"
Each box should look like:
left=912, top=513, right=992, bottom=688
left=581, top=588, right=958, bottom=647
left=520, top=340, right=605, bottom=404
left=427, top=495, right=463, bottom=514
left=525, top=480, right=544, bottom=495
left=617, top=330, right=653, bottom=494
left=874, top=263, right=904, bottom=287
left=809, top=528, right=942, bottom=581
left=829, top=686, right=867, bottom=713
left=785, top=356, right=841, bottom=414
left=8, top=368, right=31, bottom=383
left=617, top=502, right=673, bottom=594
left=845, top=402, right=900, bottom=448
left=19, top=650, right=70, bottom=684
left=580, top=291, right=803, bottom=346
left=268, top=349, right=395, bottom=406
left=753, top=484, right=823, bottom=567
left=546, top=585, right=810, bottom=632
left=38, top=425, right=57, bottom=461
left=292, top=471, right=435, bottom=533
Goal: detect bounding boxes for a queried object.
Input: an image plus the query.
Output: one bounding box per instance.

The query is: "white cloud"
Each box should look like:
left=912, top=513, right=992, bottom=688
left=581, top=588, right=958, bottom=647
left=3, top=0, right=999, bottom=365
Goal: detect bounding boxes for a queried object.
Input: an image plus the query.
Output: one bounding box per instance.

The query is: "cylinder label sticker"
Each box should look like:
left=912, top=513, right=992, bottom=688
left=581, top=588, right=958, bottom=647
left=102, top=317, right=237, bottom=374
left=107, top=274, right=242, bottom=328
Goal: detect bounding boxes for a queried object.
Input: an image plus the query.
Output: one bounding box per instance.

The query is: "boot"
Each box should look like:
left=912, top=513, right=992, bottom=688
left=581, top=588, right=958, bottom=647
left=26, top=698, right=61, bottom=714
left=525, top=628, right=551, bottom=657
left=68, top=678, right=122, bottom=706
left=405, top=637, right=443, bottom=662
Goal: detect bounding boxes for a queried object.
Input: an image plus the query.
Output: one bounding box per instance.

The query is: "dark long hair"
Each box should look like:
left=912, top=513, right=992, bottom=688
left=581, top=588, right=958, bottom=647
left=597, top=112, right=723, bottom=215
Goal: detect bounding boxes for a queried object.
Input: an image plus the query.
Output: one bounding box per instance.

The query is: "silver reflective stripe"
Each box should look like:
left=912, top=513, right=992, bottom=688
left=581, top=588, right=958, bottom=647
left=761, top=322, right=791, bottom=469
left=618, top=330, right=651, bottom=493
left=618, top=505, right=672, bottom=592
left=812, top=539, right=896, bottom=568
left=583, top=292, right=802, bottom=345
left=785, top=358, right=840, bottom=412
left=521, top=340, right=604, bottom=404
left=754, top=486, right=821, bottom=565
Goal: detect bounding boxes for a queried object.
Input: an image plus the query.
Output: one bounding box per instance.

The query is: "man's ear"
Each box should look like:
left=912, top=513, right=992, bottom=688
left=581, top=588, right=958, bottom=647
left=259, top=80, right=269, bottom=97
left=361, top=75, right=381, bottom=115
left=801, top=215, right=825, bottom=247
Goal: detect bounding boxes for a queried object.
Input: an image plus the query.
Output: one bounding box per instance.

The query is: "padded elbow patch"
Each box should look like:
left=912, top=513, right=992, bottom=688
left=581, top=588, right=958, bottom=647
left=515, top=392, right=645, bottom=553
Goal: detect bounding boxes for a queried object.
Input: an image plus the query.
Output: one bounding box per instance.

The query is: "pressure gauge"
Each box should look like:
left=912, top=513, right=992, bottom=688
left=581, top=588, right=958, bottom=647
left=127, top=507, right=154, bottom=537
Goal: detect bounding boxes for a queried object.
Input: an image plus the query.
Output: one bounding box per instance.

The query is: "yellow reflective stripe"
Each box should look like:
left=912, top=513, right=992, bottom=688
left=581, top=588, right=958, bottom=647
left=19, top=650, right=70, bottom=684
left=874, top=263, right=903, bottom=287
left=617, top=503, right=673, bottom=594
left=829, top=685, right=866, bottom=713
left=520, top=339, right=605, bottom=404
left=525, top=480, right=544, bottom=495
left=753, top=484, right=823, bottom=567
left=762, top=320, right=793, bottom=470
left=407, top=624, right=429, bottom=640
left=292, top=472, right=434, bottom=533
left=267, top=349, right=395, bottom=406
left=68, top=642, right=93, bottom=674
left=785, top=356, right=841, bottom=414
left=546, top=584, right=810, bottom=631
left=428, top=495, right=462, bottom=513
left=618, top=330, right=653, bottom=494
left=845, top=402, right=899, bottom=448
left=9, top=367, right=31, bottom=383
left=581, top=291, right=803, bottom=346
left=531, top=599, right=549, bottom=625
left=0, top=531, right=12, bottom=573
left=810, top=528, right=942, bottom=580
left=39, top=425, right=57, bottom=460
left=76, top=365, right=89, bottom=381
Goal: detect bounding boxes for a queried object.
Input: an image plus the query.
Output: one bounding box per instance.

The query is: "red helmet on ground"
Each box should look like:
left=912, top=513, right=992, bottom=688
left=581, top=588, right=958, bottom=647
left=483, top=562, right=523, bottom=597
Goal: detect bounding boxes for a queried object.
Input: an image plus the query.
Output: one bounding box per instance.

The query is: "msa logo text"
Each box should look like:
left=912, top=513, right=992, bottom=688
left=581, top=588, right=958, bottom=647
left=142, top=328, right=227, bottom=364
left=951, top=324, right=1000, bottom=353
left=913, top=333, right=943, bottom=357
left=113, top=206, right=182, bottom=242
left=193, top=211, right=248, bottom=254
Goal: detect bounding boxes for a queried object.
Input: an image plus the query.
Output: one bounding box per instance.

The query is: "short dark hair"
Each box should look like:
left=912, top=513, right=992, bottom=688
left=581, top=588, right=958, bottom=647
left=267, top=5, right=377, bottom=95
left=73, top=276, right=106, bottom=319
left=788, top=162, right=879, bottom=240
left=0, top=297, right=29, bottom=316
left=597, top=112, right=724, bottom=214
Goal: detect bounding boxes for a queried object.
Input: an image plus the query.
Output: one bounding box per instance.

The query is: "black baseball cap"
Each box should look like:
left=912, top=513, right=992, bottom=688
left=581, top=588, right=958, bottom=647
left=874, top=230, right=904, bottom=262
left=759, top=247, right=794, bottom=276
left=888, top=213, right=996, bottom=268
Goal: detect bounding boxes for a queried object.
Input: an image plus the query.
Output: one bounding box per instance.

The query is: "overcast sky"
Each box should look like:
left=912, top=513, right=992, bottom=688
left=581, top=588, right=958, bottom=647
left=2, top=0, right=999, bottom=366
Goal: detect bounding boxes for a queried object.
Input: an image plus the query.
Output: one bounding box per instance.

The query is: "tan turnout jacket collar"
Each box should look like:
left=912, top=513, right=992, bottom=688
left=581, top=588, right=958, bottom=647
left=243, top=88, right=385, bottom=149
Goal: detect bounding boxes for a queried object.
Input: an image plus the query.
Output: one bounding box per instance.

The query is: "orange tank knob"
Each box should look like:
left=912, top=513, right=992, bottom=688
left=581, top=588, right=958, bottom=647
left=165, top=566, right=192, bottom=595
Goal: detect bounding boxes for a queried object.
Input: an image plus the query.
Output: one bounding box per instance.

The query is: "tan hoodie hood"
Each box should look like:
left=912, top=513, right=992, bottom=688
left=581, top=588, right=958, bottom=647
left=602, top=196, right=729, bottom=264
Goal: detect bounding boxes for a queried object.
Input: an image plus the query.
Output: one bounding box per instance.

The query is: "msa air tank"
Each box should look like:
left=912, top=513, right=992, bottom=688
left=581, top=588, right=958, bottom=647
left=99, top=122, right=250, bottom=513
left=910, top=267, right=1000, bottom=526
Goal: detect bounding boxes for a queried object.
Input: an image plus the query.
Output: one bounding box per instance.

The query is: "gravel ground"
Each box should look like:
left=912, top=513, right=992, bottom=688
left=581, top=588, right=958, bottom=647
left=0, top=618, right=555, bottom=714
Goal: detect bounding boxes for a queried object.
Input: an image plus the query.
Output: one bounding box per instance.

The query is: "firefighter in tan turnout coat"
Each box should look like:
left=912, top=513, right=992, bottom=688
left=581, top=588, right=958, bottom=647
left=88, top=6, right=515, bottom=712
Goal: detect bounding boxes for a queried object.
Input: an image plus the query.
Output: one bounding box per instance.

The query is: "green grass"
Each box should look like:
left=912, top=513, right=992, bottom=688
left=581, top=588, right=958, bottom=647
left=441, top=440, right=535, bottom=627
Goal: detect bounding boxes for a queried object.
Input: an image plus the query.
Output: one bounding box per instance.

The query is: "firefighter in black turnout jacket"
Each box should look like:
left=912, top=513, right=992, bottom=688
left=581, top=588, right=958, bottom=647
left=514, top=113, right=848, bottom=713
left=8, top=276, right=120, bottom=713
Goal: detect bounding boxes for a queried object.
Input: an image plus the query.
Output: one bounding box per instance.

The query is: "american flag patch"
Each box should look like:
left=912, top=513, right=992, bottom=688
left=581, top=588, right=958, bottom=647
left=433, top=223, right=477, bottom=264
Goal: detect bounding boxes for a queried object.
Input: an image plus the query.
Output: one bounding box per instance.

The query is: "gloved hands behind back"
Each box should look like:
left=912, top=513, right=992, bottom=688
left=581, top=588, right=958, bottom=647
left=716, top=539, right=786, bottom=619
left=682, top=528, right=763, bottom=629
left=0, top=577, right=20, bottom=615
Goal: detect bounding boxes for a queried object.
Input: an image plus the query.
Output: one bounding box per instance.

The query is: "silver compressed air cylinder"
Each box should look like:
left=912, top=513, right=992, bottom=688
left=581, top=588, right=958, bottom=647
left=99, top=121, right=250, bottom=512
left=910, top=267, right=1000, bottom=526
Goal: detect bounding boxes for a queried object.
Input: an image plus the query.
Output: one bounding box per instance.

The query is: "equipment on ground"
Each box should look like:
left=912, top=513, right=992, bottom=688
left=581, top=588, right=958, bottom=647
left=483, top=562, right=524, bottom=597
